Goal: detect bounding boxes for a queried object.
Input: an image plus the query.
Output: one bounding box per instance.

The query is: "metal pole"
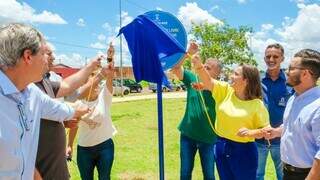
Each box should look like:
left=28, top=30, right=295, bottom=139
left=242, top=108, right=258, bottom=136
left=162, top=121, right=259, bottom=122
left=157, top=83, right=165, bottom=180
left=119, top=0, right=124, bottom=96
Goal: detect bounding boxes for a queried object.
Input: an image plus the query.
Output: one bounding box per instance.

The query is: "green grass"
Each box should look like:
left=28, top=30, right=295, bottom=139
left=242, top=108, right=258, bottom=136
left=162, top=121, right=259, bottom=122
left=68, top=98, right=277, bottom=180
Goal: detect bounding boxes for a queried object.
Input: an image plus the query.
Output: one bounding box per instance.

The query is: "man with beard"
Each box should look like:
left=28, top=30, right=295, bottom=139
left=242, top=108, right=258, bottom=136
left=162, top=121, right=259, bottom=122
left=34, top=44, right=111, bottom=180
left=265, top=49, right=320, bottom=180
left=256, top=43, right=293, bottom=180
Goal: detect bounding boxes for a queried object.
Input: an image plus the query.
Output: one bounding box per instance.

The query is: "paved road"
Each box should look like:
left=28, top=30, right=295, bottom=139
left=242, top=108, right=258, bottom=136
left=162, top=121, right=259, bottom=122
left=112, top=91, right=186, bottom=103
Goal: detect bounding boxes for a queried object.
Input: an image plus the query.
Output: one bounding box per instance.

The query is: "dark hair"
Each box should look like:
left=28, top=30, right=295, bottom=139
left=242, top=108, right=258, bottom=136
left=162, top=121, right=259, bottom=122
left=240, top=64, right=262, bottom=100
left=294, top=49, right=320, bottom=80
left=266, top=43, right=284, bottom=55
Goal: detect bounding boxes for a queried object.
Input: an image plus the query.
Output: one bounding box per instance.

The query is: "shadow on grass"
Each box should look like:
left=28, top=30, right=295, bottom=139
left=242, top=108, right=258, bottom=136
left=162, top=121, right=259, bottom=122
left=112, top=112, right=142, bottom=122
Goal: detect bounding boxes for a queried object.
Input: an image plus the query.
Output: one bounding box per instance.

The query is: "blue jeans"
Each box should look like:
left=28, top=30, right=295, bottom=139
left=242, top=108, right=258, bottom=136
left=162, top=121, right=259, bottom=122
left=180, top=134, right=215, bottom=180
left=77, top=139, right=114, bottom=180
left=215, top=137, right=258, bottom=180
left=256, top=142, right=283, bottom=180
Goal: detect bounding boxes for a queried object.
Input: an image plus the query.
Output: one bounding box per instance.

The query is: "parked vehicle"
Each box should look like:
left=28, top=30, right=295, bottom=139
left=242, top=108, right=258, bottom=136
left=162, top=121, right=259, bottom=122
left=115, top=78, right=143, bottom=93
left=113, top=81, right=130, bottom=96
left=149, top=83, right=169, bottom=92
left=148, top=81, right=186, bottom=92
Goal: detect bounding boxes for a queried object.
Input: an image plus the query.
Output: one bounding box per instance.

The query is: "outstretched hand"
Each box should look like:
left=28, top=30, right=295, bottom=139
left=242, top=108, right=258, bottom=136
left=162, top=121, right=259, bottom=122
left=262, top=126, right=282, bottom=140
left=66, top=145, right=73, bottom=161
left=63, top=118, right=79, bottom=129
left=191, top=53, right=203, bottom=69
left=100, top=61, right=115, bottom=79
left=73, top=104, right=90, bottom=119
left=187, top=41, right=199, bottom=56
left=107, top=43, right=115, bottom=62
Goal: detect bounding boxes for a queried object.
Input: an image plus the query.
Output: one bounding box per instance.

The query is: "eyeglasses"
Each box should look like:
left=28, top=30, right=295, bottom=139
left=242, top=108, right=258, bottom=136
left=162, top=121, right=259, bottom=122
left=287, top=66, right=305, bottom=72
left=287, top=66, right=314, bottom=76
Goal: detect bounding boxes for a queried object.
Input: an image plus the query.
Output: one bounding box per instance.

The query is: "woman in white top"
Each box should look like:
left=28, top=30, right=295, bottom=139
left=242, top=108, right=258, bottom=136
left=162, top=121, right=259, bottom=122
left=68, top=47, right=116, bottom=180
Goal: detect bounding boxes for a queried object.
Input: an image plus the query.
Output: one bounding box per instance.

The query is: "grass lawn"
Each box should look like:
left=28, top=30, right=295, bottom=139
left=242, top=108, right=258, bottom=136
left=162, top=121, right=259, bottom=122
left=68, top=98, right=277, bottom=180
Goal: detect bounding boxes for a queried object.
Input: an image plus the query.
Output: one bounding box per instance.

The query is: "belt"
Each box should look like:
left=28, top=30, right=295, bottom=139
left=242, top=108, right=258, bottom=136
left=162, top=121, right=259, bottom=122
left=283, top=163, right=311, bottom=173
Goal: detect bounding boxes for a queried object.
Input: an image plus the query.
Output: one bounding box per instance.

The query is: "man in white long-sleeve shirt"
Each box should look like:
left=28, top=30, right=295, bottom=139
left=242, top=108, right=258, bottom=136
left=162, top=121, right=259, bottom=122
left=0, top=23, right=89, bottom=180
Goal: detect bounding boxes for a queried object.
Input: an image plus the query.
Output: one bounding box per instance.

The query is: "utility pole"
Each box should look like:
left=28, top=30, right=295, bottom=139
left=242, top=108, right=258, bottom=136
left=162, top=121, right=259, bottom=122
left=119, top=0, right=124, bottom=97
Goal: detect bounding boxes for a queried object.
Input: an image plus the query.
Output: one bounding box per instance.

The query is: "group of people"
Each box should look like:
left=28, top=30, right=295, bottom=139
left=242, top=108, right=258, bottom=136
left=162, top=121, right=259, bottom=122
left=174, top=42, right=320, bottom=180
left=0, top=22, right=320, bottom=180
left=0, top=23, right=117, bottom=180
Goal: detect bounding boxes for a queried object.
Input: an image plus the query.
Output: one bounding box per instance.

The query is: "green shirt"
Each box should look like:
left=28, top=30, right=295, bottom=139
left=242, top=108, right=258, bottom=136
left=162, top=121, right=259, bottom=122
left=178, top=70, right=217, bottom=144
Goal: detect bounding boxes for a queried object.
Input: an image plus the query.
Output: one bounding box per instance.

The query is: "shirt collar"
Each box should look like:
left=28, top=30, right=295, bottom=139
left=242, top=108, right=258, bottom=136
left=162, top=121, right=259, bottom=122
left=263, top=69, right=286, bottom=81
left=294, top=86, right=320, bottom=100
left=0, top=70, right=19, bottom=95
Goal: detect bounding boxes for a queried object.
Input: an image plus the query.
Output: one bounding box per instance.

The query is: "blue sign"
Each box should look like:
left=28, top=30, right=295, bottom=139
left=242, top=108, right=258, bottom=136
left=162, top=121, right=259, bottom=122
left=145, top=10, right=187, bottom=70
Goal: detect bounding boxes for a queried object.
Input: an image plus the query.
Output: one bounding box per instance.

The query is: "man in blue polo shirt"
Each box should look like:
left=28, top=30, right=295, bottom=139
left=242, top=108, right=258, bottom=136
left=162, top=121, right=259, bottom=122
left=256, top=43, right=293, bottom=180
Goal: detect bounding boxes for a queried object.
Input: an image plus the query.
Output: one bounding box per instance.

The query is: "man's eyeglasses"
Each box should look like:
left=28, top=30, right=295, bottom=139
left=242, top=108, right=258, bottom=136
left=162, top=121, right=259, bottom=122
left=287, top=66, right=305, bottom=72
left=204, top=65, right=211, bottom=71
left=287, top=66, right=314, bottom=76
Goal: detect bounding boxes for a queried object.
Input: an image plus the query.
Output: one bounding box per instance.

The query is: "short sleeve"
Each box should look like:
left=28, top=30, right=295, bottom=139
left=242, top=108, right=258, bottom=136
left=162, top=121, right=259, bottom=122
left=49, top=80, right=60, bottom=97
left=212, top=80, right=231, bottom=104
left=254, top=100, right=270, bottom=128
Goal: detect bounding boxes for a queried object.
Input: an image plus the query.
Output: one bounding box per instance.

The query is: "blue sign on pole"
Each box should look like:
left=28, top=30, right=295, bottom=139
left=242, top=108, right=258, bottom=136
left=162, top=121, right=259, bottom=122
left=145, top=10, right=187, bottom=70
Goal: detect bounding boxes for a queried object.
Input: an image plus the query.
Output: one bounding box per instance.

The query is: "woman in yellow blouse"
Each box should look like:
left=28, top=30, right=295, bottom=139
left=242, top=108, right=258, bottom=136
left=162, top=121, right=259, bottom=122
left=192, top=54, right=270, bottom=180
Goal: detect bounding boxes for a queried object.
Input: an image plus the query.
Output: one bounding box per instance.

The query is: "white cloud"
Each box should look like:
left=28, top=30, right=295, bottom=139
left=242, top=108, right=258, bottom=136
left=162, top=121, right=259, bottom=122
left=97, top=34, right=106, bottom=41
left=102, top=22, right=112, bottom=33
left=0, top=0, right=67, bottom=24
left=277, top=4, right=320, bottom=42
left=177, top=2, right=221, bottom=31
left=156, top=7, right=163, bottom=11
left=249, top=3, right=320, bottom=70
left=121, top=11, right=133, bottom=27
left=91, top=12, right=133, bottom=67
left=261, top=24, right=274, bottom=31
left=76, top=18, right=86, bottom=27
left=90, top=42, right=107, bottom=49
left=55, top=53, right=86, bottom=68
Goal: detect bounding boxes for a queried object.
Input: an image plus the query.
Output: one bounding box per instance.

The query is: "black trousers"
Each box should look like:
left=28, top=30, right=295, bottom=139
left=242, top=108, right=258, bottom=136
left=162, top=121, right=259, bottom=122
left=283, top=166, right=310, bottom=180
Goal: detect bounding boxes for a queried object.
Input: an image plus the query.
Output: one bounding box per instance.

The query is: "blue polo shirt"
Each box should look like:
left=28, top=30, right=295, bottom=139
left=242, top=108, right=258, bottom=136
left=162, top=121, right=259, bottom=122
left=256, top=70, right=293, bottom=145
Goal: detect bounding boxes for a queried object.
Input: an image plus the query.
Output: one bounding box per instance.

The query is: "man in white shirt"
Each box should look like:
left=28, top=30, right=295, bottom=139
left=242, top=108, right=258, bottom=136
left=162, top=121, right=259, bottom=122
left=0, top=23, right=89, bottom=180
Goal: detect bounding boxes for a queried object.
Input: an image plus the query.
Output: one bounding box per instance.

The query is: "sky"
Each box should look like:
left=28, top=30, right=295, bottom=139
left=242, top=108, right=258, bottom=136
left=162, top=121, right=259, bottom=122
left=1, top=0, right=320, bottom=69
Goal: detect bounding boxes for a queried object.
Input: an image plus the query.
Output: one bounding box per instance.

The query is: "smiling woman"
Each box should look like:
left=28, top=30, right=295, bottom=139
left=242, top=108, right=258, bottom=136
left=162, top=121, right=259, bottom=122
left=191, top=52, right=270, bottom=180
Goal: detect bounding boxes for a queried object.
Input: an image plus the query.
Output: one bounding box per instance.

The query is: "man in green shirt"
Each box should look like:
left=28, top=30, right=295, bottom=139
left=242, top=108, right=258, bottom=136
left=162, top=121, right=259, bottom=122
left=171, top=42, right=221, bottom=180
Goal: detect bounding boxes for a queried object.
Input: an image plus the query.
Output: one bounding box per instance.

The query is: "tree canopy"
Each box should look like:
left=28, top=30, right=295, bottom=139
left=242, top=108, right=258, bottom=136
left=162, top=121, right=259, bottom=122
left=185, top=22, right=257, bottom=69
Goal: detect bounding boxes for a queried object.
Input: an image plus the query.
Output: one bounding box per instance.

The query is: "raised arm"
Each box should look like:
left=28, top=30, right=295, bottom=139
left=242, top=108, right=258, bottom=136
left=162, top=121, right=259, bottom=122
left=77, top=44, right=115, bottom=99
left=171, top=42, right=198, bottom=80
left=56, top=56, right=102, bottom=98
left=191, top=54, right=214, bottom=91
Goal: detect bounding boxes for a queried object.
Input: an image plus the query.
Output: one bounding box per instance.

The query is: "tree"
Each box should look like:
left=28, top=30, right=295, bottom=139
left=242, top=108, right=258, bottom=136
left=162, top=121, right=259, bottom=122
left=185, top=22, right=256, bottom=69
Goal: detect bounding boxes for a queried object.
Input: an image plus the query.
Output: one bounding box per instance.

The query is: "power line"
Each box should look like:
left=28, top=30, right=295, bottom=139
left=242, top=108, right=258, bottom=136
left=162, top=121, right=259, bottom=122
left=48, top=40, right=105, bottom=51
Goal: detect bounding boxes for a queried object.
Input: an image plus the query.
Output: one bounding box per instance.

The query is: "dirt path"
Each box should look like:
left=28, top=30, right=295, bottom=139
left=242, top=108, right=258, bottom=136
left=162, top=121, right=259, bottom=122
left=112, top=91, right=186, bottom=103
